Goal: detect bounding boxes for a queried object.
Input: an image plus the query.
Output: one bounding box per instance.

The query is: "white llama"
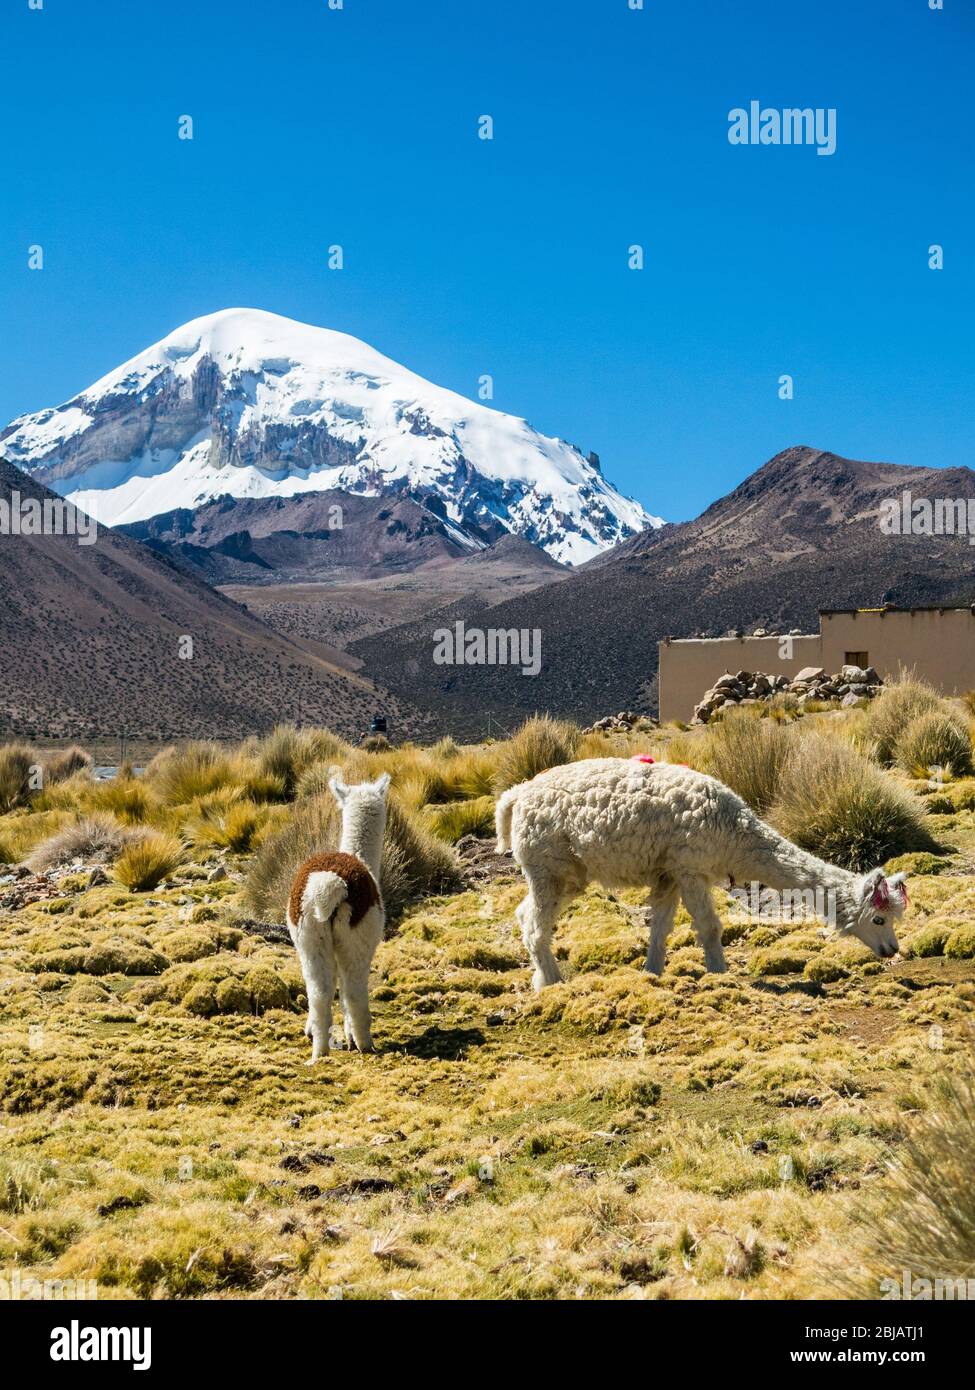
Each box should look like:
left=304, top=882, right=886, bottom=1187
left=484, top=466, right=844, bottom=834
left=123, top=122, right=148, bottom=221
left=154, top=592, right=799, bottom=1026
left=286, top=772, right=389, bottom=1061
left=496, top=757, right=908, bottom=989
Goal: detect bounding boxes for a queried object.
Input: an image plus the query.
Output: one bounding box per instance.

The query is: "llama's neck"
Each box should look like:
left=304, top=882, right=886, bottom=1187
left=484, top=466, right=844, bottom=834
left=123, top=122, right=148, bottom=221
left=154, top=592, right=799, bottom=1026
left=730, top=815, right=854, bottom=899
left=339, top=804, right=386, bottom=879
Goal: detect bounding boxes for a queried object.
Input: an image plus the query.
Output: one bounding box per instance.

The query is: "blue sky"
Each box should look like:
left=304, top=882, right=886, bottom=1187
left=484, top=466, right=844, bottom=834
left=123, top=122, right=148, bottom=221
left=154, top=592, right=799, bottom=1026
left=2, top=0, right=971, bottom=521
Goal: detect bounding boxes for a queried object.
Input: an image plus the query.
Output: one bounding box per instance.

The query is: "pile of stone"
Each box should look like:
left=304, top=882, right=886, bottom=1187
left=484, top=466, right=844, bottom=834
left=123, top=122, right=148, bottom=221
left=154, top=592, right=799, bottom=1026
left=584, top=710, right=659, bottom=734
left=692, top=664, right=884, bottom=724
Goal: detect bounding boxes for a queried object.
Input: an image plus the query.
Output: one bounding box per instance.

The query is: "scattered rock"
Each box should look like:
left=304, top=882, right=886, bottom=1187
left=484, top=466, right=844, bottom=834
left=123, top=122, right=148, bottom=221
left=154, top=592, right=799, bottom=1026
left=583, top=710, right=658, bottom=735
left=692, top=664, right=884, bottom=723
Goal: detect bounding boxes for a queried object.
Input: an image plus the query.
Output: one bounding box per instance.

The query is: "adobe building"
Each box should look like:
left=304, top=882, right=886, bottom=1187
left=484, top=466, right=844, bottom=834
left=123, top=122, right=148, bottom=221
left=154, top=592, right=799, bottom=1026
left=657, top=607, right=975, bottom=724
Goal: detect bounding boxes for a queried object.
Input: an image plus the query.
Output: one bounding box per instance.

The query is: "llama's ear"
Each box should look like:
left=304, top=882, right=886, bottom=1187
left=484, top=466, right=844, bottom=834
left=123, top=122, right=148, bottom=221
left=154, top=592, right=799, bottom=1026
left=860, top=867, right=888, bottom=906
left=887, top=871, right=908, bottom=907
left=328, top=776, right=349, bottom=805
left=374, top=771, right=391, bottom=795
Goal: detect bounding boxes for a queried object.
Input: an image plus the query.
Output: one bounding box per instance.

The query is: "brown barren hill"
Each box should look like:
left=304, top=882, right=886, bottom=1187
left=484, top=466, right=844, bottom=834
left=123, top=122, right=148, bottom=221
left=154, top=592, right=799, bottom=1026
left=348, top=447, right=975, bottom=736
left=0, top=455, right=430, bottom=741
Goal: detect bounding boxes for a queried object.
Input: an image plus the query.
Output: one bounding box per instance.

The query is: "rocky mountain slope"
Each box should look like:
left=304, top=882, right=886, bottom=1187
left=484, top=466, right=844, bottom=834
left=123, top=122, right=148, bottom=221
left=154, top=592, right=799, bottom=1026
left=349, top=447, right=975, bottom=735
left=118, top=490, right=474, bottom=584
left=0, top=456, right=430, bottom=741
left=1, top=308, right=658, bottom=566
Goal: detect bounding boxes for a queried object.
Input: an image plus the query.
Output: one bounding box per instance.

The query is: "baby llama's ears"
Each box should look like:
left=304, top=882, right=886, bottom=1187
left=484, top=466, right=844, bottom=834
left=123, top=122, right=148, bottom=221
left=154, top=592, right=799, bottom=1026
left=374, top=771, right=391, bottom=795
left=328, top=775, right=349, bottom=805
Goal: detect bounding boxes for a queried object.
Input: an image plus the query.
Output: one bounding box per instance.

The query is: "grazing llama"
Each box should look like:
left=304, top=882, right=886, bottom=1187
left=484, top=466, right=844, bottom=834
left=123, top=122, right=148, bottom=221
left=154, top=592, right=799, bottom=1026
left=287, top=773, right=389, bottom=1061
left=496, top=757, right=908, bottom=988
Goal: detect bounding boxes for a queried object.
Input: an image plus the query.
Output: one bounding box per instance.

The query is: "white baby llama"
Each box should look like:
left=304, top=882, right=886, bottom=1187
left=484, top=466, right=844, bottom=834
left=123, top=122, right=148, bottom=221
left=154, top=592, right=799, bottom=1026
left=496, top=757, right=908, bottom=988
left=287, top=772, right=389, bottom=1061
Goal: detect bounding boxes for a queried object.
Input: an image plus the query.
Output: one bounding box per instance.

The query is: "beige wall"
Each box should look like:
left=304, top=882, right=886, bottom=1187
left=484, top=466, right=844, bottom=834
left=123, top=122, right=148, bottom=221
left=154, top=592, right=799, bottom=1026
left=657, top=634, right=821, bottom=723
left=657, top=608, right=975, bottom=723
left=820, top=609, right=975, bottom=692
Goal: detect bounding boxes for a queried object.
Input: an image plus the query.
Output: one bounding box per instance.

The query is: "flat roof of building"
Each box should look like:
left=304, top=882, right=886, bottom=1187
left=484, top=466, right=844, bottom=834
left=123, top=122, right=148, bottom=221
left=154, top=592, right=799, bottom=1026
left=819, top=606, right=975, bottom=615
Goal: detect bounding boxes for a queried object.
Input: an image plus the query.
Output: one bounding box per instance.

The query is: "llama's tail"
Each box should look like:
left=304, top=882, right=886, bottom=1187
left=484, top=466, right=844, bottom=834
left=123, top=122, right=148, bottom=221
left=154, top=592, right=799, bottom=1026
left=495, top=787, right=520, bottom=855
left=302, top=871, right=348, bottom=931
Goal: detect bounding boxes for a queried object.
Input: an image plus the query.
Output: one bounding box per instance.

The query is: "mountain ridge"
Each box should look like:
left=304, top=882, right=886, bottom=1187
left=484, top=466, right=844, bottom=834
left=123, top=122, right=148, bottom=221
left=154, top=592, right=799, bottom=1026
left=0, top=454, right=430, bottom=741
left=348, top=446, right=975, bottom=735
left=1, top=307, right=659, bottom=566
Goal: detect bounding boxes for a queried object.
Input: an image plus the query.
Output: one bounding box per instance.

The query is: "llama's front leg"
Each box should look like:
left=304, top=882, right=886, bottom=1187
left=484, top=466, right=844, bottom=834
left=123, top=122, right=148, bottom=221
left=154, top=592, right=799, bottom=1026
left=516, top=872, right=568, bottom=990
left=679, top=877, right=727, bottom=974
left=645, top=878, right=680, bottom=976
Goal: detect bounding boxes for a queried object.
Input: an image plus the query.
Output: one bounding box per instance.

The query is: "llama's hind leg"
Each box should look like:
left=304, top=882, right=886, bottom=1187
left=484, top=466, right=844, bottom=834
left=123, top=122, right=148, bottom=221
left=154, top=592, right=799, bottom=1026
left=645, top=877, right=680, bottom=976
left=295, top=921, right=336, bottom=1062
left=334, top=909, right=383, bottom=1054
left=679, top=877, right=727, bottom=974
left=517, top=868, right=577, bottom=990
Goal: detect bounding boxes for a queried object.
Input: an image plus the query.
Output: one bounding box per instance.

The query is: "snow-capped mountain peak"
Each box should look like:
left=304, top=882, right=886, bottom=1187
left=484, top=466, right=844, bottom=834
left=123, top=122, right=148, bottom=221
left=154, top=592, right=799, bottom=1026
left=0, top=308, right=661, bottom=564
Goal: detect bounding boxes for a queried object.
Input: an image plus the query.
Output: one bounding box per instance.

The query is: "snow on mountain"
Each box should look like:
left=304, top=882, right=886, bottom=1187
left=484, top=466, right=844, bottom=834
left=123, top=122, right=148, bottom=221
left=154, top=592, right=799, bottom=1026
left=0, top=308, right=661, bottom=565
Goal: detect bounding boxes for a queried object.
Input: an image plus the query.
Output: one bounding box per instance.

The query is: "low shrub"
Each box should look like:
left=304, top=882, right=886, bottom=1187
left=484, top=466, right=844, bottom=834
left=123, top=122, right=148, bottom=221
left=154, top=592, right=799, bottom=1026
left=424, top=796, right=496, bottom=843
left=26, top=813, right=134, bottom=871
left=770, top=732, right=938, bottom=871
left=492, top=716, right=582, bottom=794
left=862, top=676, right=944, bottom=766
left=705, top=709, right=793, bottom=816
left=0, top=744, right=37, bottom=813
left=895, top=710, right=973, bottom=779
left=254, top=725, right=349, bottom=797
left=113, top=832, right=185, bottom=892
left=43, top=746, right=94, bottom=785
left=187, top=797, right=266, bottom=853
left=146, top=742, right=240, bottom=806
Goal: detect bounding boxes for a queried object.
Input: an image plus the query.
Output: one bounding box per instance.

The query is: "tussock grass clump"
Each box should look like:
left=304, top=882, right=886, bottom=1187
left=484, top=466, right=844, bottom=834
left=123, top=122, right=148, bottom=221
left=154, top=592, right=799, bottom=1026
left=846, top=1051, right=975, bottom=1298
left=770, top=732, right=938, bottom=871
left=0, top=743, right=37, bottom=813
left=43, top=746, right=94, bottom=785
left=113, top=831, right=185, bottom=892
left=430, top=736, right=460, bottom=760
left=424, top=796, right=496, bottom=843
left=254, top=724, right=349, bottom=797
left=895, top=710, right=973, bottom=779
left=863, top=675, right=944, bottom=766
left=26, top=813, right=134, bottom=871
left=84, top=776, right=154, bottom=824
left=188, top=798, right=267, bottom=853
left=705, top=710, right=793, bottom=816
left=242, top=792, right=461, bottom=926
left=146, top=742, right=240, bottom=806
left=492, top=716, right=582, bottom=794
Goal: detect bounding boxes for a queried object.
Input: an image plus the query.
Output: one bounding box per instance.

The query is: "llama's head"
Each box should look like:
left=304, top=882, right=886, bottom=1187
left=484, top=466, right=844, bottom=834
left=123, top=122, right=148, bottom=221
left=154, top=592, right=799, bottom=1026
left=328, top=772, right=390, bottom=859
left=839, top=868, right=908, bottom=958
left=328, top=771, right=390, bottom=816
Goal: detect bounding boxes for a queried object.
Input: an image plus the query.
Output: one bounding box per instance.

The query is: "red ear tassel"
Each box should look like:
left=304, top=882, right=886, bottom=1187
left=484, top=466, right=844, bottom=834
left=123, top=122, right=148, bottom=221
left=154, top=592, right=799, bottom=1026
left=871, top=882, right=891, bottom=909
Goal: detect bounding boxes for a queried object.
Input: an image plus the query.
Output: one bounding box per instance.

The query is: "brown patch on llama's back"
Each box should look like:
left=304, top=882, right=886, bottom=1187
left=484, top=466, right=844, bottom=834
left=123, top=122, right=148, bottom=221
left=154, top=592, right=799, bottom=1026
left=288, top=851, right=380, bottom=929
